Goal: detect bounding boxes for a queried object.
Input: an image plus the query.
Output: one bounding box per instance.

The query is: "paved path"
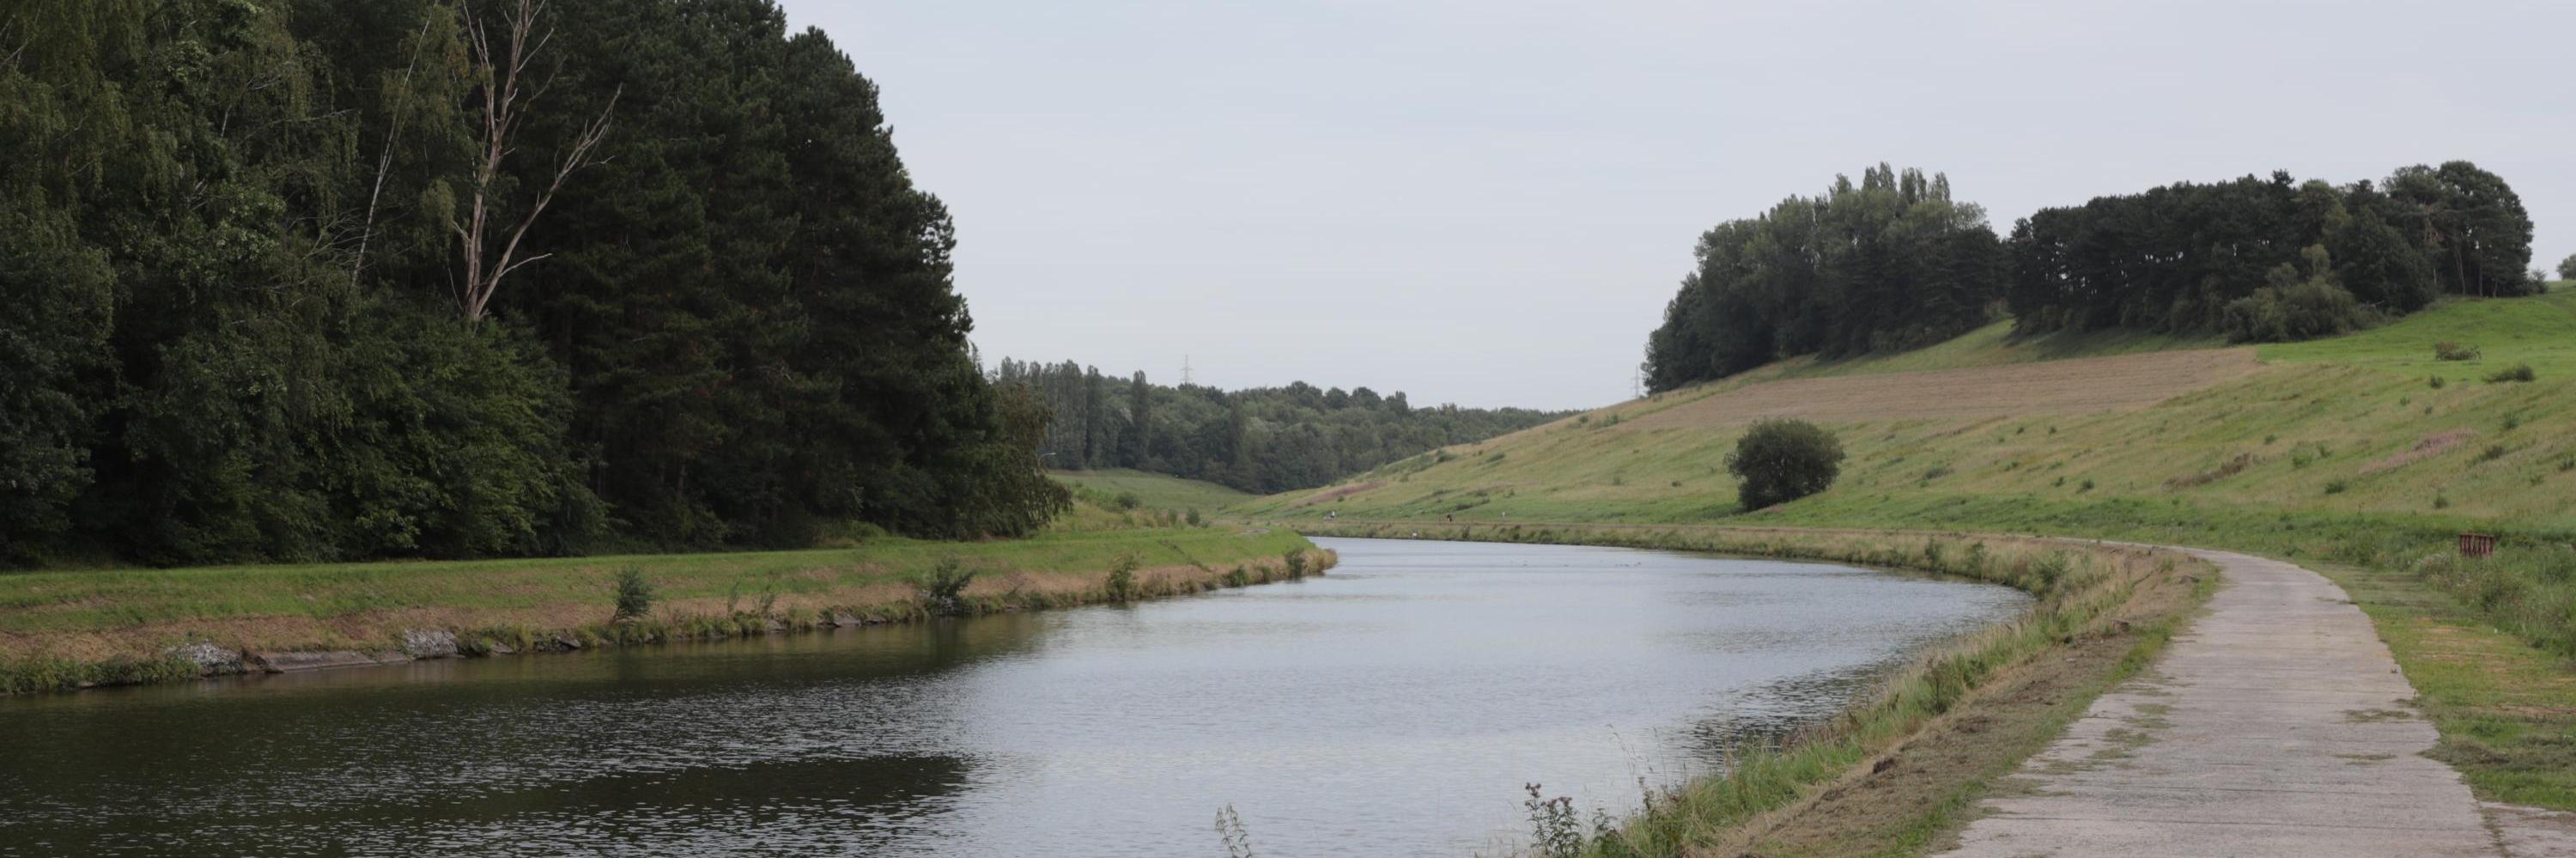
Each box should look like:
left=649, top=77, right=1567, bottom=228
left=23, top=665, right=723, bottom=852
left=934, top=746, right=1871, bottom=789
left=1940, top=547, right=2576, bottom=858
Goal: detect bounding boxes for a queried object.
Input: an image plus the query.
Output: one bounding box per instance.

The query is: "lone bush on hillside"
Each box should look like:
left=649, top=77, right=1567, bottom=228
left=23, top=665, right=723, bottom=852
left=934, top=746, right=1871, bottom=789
left=1725, top=419, right=1845, bottom=510
left=2485, top=363, right=2537, bottom=383
left=2433, top=341, right=2482, bottom=362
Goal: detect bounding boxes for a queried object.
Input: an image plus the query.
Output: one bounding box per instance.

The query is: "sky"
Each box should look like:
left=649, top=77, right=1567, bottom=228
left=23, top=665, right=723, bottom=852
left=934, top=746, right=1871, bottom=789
left=778, top=0, right=2574, bottom=411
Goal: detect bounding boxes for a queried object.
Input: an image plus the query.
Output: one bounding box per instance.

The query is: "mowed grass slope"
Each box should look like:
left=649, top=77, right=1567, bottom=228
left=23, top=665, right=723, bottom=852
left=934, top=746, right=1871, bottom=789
left=1051, top=468, right=1251, bottom=513
left=1239, top=290, right=2576, bottom=809
left=1241, top=292, right=2576, bottom=529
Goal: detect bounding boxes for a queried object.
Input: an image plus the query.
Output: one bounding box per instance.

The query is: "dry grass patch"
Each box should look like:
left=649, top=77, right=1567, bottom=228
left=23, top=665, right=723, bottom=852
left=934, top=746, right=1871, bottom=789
left=1627, top=349, right=2259, bottom=431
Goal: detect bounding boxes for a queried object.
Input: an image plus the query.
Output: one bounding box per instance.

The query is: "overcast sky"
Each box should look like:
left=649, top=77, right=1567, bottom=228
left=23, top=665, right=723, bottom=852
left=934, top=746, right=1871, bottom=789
left=779, top=0, right=2573, bottom=411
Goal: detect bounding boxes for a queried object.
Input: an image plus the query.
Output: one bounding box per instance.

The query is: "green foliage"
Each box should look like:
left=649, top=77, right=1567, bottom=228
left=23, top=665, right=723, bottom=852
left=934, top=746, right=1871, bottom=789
left=2560, top=253, right=2576, bottom=282
left=0, top=0, right=1066, bottom=565
left=1645, top=164, right=2005, bottom=390
left=1282, top=549, right=1309, bottom=578
left=1105, top=552, right=1141, bottom=602
left=916, top=557, right=975, bottom=617
left=1724, top=419, right=1846, bottom=510
left=2435, top=341, right=2484, bottom=361
left=2485, top=364, right=2537, bottom=383
left=612, top=567, right=656, bottom=622
left=2013, top=166, right=2529, bottom=338
left=2221, top=246, right=2379, bottom=343
left=995, top=359, right=1561, bottom=494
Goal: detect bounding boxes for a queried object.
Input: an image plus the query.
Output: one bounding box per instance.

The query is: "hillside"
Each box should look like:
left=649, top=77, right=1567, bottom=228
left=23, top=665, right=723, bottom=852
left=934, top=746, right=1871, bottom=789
left=1239, top=292, right=2576, bottom=531
left=1248, top=292, right=2576, bottom=812
left=1050, top=469, right=1251, bottom=514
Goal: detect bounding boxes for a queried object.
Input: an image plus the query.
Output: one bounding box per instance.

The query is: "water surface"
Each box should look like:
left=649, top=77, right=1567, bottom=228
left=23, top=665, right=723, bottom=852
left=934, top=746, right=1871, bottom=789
left=0, top=537, right=2025, bottom=856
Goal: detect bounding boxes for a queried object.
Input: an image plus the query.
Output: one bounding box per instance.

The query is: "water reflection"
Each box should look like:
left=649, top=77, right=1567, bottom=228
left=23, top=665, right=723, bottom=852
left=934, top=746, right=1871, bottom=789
left=0, top=538, right=2024, bottom=857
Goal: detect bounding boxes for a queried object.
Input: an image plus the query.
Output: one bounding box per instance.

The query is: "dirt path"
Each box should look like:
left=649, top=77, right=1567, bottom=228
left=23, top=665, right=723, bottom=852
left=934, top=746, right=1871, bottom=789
left=1938, top=548, right=2576, bottom=858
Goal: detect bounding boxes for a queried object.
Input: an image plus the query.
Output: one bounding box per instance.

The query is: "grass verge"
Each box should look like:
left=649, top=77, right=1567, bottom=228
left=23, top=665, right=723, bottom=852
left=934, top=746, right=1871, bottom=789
left=0, top=526, right=1328, bottom=695
left=1297, top=520, right=2208, bottom=856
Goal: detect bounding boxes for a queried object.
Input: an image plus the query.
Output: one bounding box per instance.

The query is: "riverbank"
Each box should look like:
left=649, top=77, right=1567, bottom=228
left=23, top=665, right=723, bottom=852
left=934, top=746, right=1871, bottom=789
left=0, top=526, right=1331, bottom=695
left=1292, top=520, right=2212, bottom=855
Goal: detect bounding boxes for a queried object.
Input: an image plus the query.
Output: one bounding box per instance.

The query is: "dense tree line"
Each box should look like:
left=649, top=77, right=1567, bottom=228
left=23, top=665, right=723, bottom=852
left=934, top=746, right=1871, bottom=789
left=1643, top=165, right=2006, bottom=392
left=989, top=360, right=1564, bottom=495
left=2009, top=162, right=2537, bottom=338
left=0, top=0, right=1062, bottom=566
left=1645, top=161, right=2540, bottom=392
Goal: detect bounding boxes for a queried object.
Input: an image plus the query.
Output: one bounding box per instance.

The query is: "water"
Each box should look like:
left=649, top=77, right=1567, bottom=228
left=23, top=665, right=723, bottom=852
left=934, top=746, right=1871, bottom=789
left=0, top=538, right=2025, bottom=857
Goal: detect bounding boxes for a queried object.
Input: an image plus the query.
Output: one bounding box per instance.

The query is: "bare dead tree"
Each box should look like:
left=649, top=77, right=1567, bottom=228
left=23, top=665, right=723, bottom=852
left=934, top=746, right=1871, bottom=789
left=453, top=0, right=617, bottom=322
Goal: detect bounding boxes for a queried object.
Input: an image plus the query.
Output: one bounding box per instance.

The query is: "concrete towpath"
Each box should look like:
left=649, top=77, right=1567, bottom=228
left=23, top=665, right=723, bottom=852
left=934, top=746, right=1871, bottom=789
left=1939, top=547, right=2576, bottom=858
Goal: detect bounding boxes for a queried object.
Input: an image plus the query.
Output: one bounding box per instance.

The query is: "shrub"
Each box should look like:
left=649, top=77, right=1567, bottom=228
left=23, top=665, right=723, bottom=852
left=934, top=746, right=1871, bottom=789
left=1725, top=419, right=1846, bottom=510
left=1111, top=491, right=1143, bottom=511
left=1185, top=508, right=1203, bottom=526
left=612, top=567, right=655, bottom=622
left=2433, top=494, right=2451, bottom=510
left=1106, top=552, right=1140, bottom=602
left=2324, top=479, right=2349, bottom=495
left=1282, top=549, right=1309, bottom=578
left=2222, top=275, right=2372, bottom=343
left=2433, top=341, right=2482, bottom=361
left=2485, top=363, right=2537, bottom=383
left=2481, top=444, right=2508, bottom=463
left=918, top=556, right=975, bottom=616
left=2427, top=374, right=2446, bottom=389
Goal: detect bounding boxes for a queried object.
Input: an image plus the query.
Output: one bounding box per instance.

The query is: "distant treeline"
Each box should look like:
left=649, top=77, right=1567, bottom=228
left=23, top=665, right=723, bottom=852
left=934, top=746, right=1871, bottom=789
left=990, top=360, right=1565, bottom=495
left=1, top=0, right=1063, bottom=567
left=1645, top=161, right=2540, bottom=392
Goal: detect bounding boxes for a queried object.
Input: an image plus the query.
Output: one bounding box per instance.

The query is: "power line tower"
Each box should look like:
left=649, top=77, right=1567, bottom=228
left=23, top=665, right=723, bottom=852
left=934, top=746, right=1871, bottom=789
left=1181, top=355, right=1194, bottom=386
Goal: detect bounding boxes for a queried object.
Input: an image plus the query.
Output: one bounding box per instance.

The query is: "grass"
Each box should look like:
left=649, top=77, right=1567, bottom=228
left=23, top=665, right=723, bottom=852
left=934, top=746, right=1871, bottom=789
left=1052, top=468, right=1252, bottom=514
left=1302, top=521, right=2206, bottom=857
left=2312, top=557, right=2576, bottom=809
left=2263, top=291, right=2576, bottom=381
left=1771, top=319, right=2227, bottom=380
left=0, top=519, right=1325, bottom=694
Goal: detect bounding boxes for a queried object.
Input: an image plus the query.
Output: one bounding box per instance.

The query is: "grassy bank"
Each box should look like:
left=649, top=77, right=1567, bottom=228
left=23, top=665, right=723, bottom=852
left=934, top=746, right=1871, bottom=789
left=0, top=524, right=1329, bottom=695
left=1243, top=292, right=2576, bottom=818
left=1302, top=521, right=2208, bottom=856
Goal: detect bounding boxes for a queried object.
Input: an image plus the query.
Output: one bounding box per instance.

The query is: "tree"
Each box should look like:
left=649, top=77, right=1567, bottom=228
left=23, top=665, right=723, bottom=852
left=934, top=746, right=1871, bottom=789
left=2327, top=186, right=2438, bottom=312
left=0, top=0, right=1073, bottom=565
left=2557, top=253, right=2575, bottom=282
left=452, top=0, right=617, bottom=321
left=1725, top=419, right=1845, bottom=510
left=1643, top=165, right=2005, bottom=391
left=2385, top=161, right=2535, bottom=298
